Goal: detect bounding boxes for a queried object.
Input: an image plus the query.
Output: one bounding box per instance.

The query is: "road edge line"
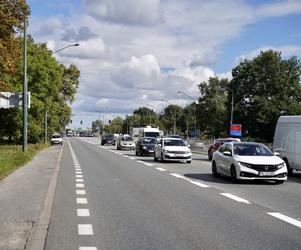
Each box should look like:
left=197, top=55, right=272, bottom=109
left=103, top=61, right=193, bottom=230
left=25, top=144, right=64, bottom=250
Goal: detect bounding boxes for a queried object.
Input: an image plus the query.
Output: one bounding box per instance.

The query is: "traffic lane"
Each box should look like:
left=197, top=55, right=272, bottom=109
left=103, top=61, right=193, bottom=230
left=72, top=139, right=300, bottom=250
left=105, top=145, right=301, bottom=221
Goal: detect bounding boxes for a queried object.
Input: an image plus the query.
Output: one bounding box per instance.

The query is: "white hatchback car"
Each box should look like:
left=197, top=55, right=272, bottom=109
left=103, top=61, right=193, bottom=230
left=154, top=137, right=192, bottom=163
left=212, top=142, right=287, bottom=184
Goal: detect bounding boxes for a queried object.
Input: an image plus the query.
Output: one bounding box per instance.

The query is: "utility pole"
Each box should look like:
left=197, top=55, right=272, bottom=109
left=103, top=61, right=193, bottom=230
left=22, top=16, right=28, bottom=152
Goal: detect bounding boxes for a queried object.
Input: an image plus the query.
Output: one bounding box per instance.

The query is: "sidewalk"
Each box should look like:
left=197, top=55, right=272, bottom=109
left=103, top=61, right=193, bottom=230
left=0, top=145, right=62, bottom=250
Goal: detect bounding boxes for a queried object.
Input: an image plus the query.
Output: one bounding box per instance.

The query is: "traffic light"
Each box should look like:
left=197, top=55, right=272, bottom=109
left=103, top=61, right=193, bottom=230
left=70, top=120, right=72, bottom=124
left=80, top=120, right=82, bottom=125
left=109, top=120, right=112, bottom=124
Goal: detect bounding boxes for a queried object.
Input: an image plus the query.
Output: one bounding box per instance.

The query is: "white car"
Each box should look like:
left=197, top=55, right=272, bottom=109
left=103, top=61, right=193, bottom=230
left=154, top=137, right=192, bottom=163
left=117, top=136, right=136, bottom=150
left=212, top=142, right=287, bottom=184
left=51, top=133, right=63, bottom=145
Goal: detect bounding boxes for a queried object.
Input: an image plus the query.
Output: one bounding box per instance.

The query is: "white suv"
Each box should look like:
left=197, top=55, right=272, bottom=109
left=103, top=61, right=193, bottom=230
left=51, top=133, right=63, bottom=145
left=154, top=137, right=192, bottom=163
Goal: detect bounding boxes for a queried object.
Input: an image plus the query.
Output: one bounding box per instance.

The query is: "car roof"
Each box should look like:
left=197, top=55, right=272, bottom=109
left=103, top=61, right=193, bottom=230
left=226, top=142, right=265, bottom=146
left=162, top=137, right=183, bottom=140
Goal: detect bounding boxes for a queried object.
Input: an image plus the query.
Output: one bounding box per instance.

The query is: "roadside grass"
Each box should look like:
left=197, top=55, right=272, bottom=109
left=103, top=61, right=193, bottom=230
left=0, top=143, right=49, bottom=180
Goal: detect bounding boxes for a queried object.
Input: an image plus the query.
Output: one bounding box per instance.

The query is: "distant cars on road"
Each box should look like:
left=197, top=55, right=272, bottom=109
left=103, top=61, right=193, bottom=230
left=154, top=137, right=192, bottom=163
left=208, top=138, right=241, bottom=160
left=135, top=137, right=156, bottom=156
left=51, top=133, right=62, bottom=145
left=101, top=134, right=114, bottom=145
left=212, top=142, right=287, bottom=184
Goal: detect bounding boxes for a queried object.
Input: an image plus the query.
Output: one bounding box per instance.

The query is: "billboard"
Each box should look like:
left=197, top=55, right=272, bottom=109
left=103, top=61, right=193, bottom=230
left=230, top=124, right=242, bottom=137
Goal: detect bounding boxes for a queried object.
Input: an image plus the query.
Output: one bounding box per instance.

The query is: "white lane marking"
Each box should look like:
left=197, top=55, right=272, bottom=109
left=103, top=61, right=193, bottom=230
left=77, top=209, right=90, bottom=217
left=136, top=160, right=153, bottom=167
left=76, top=175, right=83, bottom=178
left=76, top=183, right=85, bottom=188
left=76, top=179, right=84, bottom=183
left=75, top=167, right=81, bottom=170
left=74, top=163, right=80, bottom=166
left=76, top=190, right=86, bottom=195
left=189, top=180, right=210, bottom=188
left=123, top=155, right=129, bottom=158
left=220, top=193, right=251, bottom=204
left=76, top=171, right=83, bottom=174
left=79, top=247, right=97, bottom=250
left=170, top=173, right=190, bottom=181
left=267, top=212, right=301, bottom=229
left=129, top=157, right=136, bottom=160
left=76, top=198, right=88, bottom=204
left=156, top=167, right=167, bottom=172
left=78, top=224, right=94, bottom=235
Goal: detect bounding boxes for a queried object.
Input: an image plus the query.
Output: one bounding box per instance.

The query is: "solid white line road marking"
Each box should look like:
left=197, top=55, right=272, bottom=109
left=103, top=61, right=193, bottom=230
left=170, top=173, right=190, bottom=181
left=130, top=157, right=136, bottom=160
left=76, top=183, right=85, bottom=188
left=78, top=224, right=94, bottom=235
left=156, top=167, right=167, bottom=171
left=123, top=155, right=129, bottom=158
left=76, top=179, right=84, bottom=182
left=267, top=212, right=301, bottom=229
left=77, top=209, right=90, bottom=217
left=76, top=198, right=88, bottom=204
left=76, top=175, right=83, bottom=178
left=76, top=190, right=86, bottom=195
left=220, top=193, right=251, bottom=204
left=79, top=247, right=97, bottom=250
left=189, top=180, right=210, bottom=188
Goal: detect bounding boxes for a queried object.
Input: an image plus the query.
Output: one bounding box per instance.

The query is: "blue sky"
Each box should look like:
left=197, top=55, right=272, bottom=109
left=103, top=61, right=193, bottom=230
left=27, top=0, right=301, bottom=127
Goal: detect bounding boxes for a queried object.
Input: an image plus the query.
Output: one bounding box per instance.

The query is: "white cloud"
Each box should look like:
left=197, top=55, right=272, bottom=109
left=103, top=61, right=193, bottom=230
left=257, top=0, right=301, bottom=18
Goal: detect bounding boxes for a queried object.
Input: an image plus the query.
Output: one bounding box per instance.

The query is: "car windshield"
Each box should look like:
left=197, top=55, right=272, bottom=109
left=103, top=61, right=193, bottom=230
left=144, top=132, right=160, bottom=137
left=164, top=139, right=186, bottom=146
left=233, top=143, right=273, bottom=156
left=142, top=138, right=156, bottom=144
left=52, top=135, right=61, bottom=139
left=121, top=137, right=133, bottom=141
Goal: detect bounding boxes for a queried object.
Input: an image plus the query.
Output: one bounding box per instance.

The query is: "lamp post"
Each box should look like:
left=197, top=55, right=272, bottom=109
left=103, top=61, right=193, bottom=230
left=178, top=91, right=197, bottom=137
left=161, top=99, right=176, bottom=134
left=22, top=16, right=28, bottom=152
left=43, top=43, right=80, bottom=143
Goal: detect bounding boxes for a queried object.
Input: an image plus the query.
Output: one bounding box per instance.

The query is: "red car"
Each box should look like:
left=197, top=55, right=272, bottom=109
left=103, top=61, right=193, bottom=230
left=208, top=138, right=241, bottom=160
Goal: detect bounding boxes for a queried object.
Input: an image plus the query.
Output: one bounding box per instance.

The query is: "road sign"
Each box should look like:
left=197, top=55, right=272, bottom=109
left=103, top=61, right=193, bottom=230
left=230, top=124, right=242, bottom=137
left=0, top=92, right=31, bottom=109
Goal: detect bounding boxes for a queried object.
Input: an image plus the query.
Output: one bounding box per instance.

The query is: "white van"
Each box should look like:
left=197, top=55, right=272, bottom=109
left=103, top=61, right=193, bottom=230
left=138, top=126, right=160, bottom=138
left=273, top=116, right=301, bottom=174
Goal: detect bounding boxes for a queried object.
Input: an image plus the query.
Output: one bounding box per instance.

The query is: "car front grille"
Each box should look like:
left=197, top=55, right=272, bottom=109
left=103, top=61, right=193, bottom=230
left=168, top=151, right=186, bottom=154
left=250, top=165, right=278, bottom=172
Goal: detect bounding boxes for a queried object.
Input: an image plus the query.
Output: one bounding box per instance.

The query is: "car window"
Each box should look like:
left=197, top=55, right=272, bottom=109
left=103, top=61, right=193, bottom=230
left=52, top=135, right=61, bottom=139
left=142, top=138, right=156, bottom=144
left=233, top=144, right=273, bottom=156
left=163, top=139, right=186, bottom=146
left=218, top=144, right=226, bottom=153
left=224, top=144, right=232, bottom=154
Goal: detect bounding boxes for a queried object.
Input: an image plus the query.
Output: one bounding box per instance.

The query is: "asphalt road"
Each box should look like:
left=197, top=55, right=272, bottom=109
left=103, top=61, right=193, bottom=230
left=45, top=137, right=301, bottom=250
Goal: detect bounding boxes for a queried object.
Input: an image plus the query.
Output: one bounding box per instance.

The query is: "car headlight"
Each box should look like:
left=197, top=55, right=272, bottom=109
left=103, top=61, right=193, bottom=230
left=277, top=162, right=285, bottom=169
left=238, top=162, right=253, bottom=168
left=143, top=146, right=147, bottom=149
left=163, top=149, right=170, bottom=153
left=184, top=150, right=191, bottom=154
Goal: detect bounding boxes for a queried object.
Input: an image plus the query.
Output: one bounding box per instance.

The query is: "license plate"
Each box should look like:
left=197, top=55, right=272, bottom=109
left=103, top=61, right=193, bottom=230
left=259, top=172, right=275, bottom=176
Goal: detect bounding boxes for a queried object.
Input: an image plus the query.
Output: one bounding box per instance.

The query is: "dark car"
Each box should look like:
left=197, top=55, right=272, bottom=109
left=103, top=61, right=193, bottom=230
left=135, top=137, right=157, bottom=156
left=208, top=138, right=241, bottom=160
left=101, top=134, right=114, bottom=145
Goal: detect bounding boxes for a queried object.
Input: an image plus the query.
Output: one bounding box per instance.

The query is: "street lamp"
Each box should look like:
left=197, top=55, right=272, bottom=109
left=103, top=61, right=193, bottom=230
left=44, top=43, right=80, bottom=143
left=161, top=99, right=176, bottom=134
left=178, top=91, right=198, bottom=137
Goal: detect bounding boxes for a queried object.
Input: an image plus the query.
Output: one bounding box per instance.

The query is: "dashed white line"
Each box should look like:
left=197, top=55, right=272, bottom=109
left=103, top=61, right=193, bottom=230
left=76, top=175, right=83, bottom=178
left=77, top=209, right=90, bottom=217
left=78, top=224, right=94, bottom=235
left=123, top=155, right=129, bottom=158
left=155, top=167, right=167, bottom=172
left=129, top=157, right=136, bottom=160
left=136, top=160, right=153, bottom=167
left=79, top=247, right=97, bottom=250
left=76, top=179, right=84, bottom=183
left=170, top=173, right=190, bottom=181
left=189, top=180, right=210, bottom=188
left=76, top=198, right=88, bottom=204
left=76, top=171, right=83, bottom=174
left=76, top=183, right=85, bottom=188
left=76, top=190, right=86, bottom=195
left=220, top=193, right=251, bottom=204
left=267, top=212, right=301, bottom=229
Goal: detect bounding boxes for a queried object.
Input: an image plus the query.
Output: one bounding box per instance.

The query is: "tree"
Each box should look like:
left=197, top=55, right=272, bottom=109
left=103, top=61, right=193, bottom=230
left=230, top=50, right=301, bottom=141
left=160, top=104, right=183, bottom=134
left=198, top=77, right=229, bottom=138
left=0, top=0, right=30, bottom=90
left=133, top=107, right=157, bottom=127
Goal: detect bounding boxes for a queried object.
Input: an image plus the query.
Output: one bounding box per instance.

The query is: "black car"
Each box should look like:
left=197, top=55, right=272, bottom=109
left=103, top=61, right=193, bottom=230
left=101, top=134, right=114, bottom=145
left=135, top=137, right=157, bottom=156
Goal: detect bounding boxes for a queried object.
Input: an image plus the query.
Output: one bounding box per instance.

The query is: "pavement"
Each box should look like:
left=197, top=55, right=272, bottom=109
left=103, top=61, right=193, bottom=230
left=0, top=145, right=63, bottom=250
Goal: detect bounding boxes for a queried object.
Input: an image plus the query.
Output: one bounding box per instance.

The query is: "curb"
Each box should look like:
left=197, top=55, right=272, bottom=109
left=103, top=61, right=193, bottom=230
left=25, top=144, right=64, bottom=250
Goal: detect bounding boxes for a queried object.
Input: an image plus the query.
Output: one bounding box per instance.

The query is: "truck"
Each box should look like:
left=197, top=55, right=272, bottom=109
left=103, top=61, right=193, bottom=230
left=138, top=126, right=161, bottom=138
left=130, top=127, right=140, bottom=141
left=273, top=115, right=301, bottom=175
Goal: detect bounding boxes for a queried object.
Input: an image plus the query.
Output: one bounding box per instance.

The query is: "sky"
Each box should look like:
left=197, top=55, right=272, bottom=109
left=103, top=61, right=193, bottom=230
left=27, top=0, right=301, bottom=128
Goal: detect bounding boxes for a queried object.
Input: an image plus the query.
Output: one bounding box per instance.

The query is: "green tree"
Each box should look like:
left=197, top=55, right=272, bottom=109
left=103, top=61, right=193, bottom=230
left=198, top=77, right=229, bottom=138
left=133, top=107, right=157, bottom=127
left=230, top=50, right=301, bottom=141
left=160, top=104, right=183, bottom=134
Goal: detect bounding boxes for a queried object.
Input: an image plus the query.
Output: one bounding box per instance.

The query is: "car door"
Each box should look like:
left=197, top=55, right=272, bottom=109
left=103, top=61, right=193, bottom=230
left=215, top=144, right=226, bottom=174
left=223, top=144, right=234, bottom=176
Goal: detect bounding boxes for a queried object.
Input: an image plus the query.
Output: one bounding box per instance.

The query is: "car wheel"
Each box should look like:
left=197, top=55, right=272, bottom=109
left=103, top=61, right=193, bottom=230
left=212, top=161, right=219, bottom=177
left=230, top=165, right=238, bottom=183
left=284, top=158, right=293, bottom=176
left=161, top=153, right=165, bottom=163
left=275, top=180, right=284, bottom=184
left=186, top=160, right=191, bottom=164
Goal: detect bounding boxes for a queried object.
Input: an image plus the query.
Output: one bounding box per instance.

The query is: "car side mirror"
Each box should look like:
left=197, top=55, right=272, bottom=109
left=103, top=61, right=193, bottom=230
left=274, top=152, right=280, bottom=156
left=223, top=151, right=232, bottom=156
left=187, top=144, right=191, bottom=148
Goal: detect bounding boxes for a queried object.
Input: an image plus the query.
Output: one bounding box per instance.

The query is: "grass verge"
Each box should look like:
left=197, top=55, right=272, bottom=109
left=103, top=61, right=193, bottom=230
left=0, top=143, right=49, bottom=180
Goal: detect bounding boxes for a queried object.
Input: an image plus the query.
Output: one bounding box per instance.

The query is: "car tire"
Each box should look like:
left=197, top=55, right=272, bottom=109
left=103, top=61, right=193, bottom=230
left=275, top=180, right=284, bottom=184
left=284, top=158, right=293, bottom=176
left=186, top=160, right=191, bottom=164
left=212, top=161, right=219, bottom=178
left=230, top=165, right=238, bottom=183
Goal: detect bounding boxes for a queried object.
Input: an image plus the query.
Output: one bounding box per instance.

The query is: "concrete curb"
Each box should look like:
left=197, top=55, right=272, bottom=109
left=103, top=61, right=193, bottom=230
left=25, top=145, right=64, bottom=250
